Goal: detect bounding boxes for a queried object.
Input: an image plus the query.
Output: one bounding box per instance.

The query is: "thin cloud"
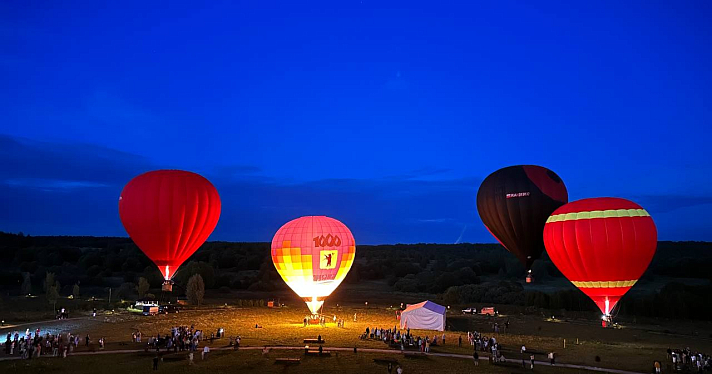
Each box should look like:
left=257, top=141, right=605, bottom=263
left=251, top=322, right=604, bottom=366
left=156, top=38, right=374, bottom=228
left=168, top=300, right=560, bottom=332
left=4, top=178, right=109, bottom=190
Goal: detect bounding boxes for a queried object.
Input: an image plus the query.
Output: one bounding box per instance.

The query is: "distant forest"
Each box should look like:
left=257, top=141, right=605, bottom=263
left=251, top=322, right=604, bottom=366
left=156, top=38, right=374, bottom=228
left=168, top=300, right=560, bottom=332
left=0, top=232, right=710, bottom=320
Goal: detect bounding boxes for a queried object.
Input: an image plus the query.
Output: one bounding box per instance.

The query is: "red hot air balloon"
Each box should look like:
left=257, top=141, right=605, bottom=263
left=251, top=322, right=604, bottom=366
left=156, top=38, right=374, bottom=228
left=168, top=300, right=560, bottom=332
left=543, top=197, right=657, bottom=317
left=477, top=165, right=568, bottom=278
left=271, top=216, right=356, bottom=314
left=119, top=170, right=221, bottom=291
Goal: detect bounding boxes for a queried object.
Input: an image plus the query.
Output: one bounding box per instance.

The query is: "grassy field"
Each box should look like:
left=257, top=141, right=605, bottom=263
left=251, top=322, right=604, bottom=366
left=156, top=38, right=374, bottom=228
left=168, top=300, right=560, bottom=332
left=0, top=348, right=594, bottom=374
left=2, top=301, right=711, bottom=373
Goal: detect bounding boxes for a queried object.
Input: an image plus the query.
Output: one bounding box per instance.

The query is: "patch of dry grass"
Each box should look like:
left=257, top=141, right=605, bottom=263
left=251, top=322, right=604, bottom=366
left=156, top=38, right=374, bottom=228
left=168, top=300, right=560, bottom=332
left=2, top=304, right=710, bottom=373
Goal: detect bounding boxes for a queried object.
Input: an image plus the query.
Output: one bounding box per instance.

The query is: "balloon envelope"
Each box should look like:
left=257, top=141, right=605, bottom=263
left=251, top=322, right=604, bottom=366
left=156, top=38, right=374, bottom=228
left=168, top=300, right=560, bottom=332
left=477, top=165, right=568, bottom=270
left=271, top=216, right=356, bottom=314
left=119, top=170, right=221, bottom=281
left=543, top=197, right=657, bottom=315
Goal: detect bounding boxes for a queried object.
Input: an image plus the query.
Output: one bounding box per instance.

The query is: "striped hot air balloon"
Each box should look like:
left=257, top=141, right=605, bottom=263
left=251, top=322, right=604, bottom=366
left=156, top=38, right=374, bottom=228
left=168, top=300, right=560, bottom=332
left=543, top=197, right=657, bottom=316
left=271, top=216, right=356, bottom=314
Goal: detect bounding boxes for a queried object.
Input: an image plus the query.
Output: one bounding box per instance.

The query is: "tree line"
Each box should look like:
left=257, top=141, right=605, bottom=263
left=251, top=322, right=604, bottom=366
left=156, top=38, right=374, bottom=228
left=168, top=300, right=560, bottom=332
left=0, top=232, right=710, bottom=320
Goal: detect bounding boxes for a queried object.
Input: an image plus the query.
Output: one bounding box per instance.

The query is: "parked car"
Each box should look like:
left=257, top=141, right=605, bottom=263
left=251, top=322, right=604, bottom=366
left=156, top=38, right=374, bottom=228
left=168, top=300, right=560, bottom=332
left=142, top=305, right=158, bottom=316
left=479, top=307, right=496, bottom=316
left=158, top=305, right=180, bottom=314
left=462, top=307, right=477, bottom=314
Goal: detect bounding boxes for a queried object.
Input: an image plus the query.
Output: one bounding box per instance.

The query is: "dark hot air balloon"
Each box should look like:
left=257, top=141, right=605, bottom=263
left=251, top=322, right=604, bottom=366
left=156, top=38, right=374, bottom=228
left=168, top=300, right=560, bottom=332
left=477, top=165, right=568, bottom=278
left=543, top=197, right=657, bottom=319
left=119, top=170, right=221, bottom=291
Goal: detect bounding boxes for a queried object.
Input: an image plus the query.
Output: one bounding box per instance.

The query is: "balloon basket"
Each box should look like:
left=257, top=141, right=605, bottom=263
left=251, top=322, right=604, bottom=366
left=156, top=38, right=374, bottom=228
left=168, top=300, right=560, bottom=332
left=162, top=282, right=173, bottom=292
left=525, top=275, right=533, bottom=283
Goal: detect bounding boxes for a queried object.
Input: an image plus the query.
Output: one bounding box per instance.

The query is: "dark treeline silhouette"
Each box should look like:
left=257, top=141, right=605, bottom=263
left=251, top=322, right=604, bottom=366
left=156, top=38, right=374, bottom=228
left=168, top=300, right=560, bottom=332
left=0, top=232, right=710, bottom=320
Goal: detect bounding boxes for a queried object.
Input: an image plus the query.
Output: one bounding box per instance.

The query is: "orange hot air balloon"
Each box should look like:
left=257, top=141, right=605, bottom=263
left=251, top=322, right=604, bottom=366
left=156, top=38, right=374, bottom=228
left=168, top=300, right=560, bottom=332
left=271, top=216, right=356, bottom=314
left=543, top=197, right=657, bottom=316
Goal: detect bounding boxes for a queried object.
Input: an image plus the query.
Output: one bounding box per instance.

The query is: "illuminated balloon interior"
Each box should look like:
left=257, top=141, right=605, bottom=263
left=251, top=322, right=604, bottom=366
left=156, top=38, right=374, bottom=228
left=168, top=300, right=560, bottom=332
left=271, top=216, right=356, bottom=315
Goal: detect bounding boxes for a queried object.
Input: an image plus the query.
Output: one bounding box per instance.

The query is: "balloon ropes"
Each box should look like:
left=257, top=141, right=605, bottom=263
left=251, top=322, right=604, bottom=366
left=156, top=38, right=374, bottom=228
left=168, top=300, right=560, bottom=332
left=119, top=170, right=221, bottom=292
left=271, top=216, right=356, bottom=314
left=543, top=197, right=657, bottom=319
left=477, top=165, right=568, bottom=279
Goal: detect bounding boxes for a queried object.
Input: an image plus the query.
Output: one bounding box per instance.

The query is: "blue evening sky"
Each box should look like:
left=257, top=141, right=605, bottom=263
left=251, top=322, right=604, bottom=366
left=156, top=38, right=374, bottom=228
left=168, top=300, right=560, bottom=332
left=1, top=1, right=711, bottom=244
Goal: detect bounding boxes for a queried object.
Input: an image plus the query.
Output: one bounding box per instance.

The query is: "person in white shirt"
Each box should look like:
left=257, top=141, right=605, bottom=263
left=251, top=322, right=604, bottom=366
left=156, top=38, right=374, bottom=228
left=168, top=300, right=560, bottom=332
left=202, top=345, right=209, bottom=360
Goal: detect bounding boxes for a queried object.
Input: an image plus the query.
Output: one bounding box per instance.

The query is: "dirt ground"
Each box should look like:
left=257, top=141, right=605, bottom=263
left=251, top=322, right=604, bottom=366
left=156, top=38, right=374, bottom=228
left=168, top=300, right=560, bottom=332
left=2, top=302, right=710, bottom=373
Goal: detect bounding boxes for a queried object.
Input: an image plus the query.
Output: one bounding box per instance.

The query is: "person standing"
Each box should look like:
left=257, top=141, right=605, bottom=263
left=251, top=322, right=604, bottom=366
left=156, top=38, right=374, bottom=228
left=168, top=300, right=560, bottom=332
left=548, top=352, right=555, bottom=365
left=396, top=365, right=403, bottom=374
left=473, top=351, right=479, bottom=366
left=458, top=335, right=462, bottom=347
left=152, top=355, right=159, bottom=370
left=388, top=362, right=393, bottom=373
left=530, top=354, right=535, bottom=370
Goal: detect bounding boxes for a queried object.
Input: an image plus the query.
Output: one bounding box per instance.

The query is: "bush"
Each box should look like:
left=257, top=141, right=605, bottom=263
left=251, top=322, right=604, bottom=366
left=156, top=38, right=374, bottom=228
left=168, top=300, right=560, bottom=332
left=441, top=281, right=525, bottom=305
left=393, top=275, right=420, bottom=293
left=116, top=282, right=136, bottom=299
left=186, top=274, right=205, bottom=306
left=175, top=262, right=215, bottom=288
left=87, top=265, right=101, bottom=278
left=218, top=286, right=231, bottom=294
left=247, top=281, right=274, bottom=292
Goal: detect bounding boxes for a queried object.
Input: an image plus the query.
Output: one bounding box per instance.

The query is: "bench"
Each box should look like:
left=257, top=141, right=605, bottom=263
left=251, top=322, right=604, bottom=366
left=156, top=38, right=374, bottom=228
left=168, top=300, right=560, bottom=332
left=373, top=358, right=399, bottom=365
left=389, top=343, right=418, bottom=350
left=304, top=339, right=325, bottom=344
left=275, top=358, right=301, bottom=365
left=162, top=356, right=185, bottom=362
left=305, top=350, right=331, bottom=356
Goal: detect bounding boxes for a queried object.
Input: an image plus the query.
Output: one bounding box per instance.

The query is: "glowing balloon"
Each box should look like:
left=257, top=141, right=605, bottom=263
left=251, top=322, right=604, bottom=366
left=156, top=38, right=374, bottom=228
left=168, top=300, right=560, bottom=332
left=271, top=216, right=356, bottom=314
left=477, top=165, right=568, bottom=271
left=119, top=170, right=221, bottom=290
left=543, top=197, right=657, bottom=315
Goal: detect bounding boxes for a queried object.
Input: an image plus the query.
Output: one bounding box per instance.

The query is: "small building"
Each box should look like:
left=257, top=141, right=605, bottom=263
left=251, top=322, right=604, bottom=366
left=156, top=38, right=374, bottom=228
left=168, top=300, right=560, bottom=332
left=135, top=299, right=159, bottom=308
left=399, top=300, right=446, bottom=331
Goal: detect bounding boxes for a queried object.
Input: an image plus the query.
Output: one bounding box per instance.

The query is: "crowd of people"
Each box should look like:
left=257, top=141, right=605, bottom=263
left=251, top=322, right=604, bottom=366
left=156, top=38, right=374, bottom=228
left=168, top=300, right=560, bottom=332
left=466, top=330, right=508, bottom=363
left=1, top=321, right=232, bottom=368
left=3, top=329, right=95, bottom=359
left=666, top=347, right=711, bottom=372
left=302, top=314, right=348, bottom=328
left=140, top=324, right=207, bottom=353
left=360, top=325, right=450, bottom=354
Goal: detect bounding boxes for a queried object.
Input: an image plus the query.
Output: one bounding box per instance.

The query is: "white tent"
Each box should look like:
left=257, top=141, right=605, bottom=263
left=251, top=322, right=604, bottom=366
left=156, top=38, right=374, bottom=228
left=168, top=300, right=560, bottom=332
left=399, top=300, right=446, bottom=331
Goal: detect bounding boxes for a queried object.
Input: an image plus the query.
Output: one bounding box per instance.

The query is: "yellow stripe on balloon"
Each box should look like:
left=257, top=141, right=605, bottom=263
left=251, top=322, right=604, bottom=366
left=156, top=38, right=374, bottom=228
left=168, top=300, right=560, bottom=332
left=571, top=280, right=638, bottom=288
left=547, top=209, right=650, bottom=223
